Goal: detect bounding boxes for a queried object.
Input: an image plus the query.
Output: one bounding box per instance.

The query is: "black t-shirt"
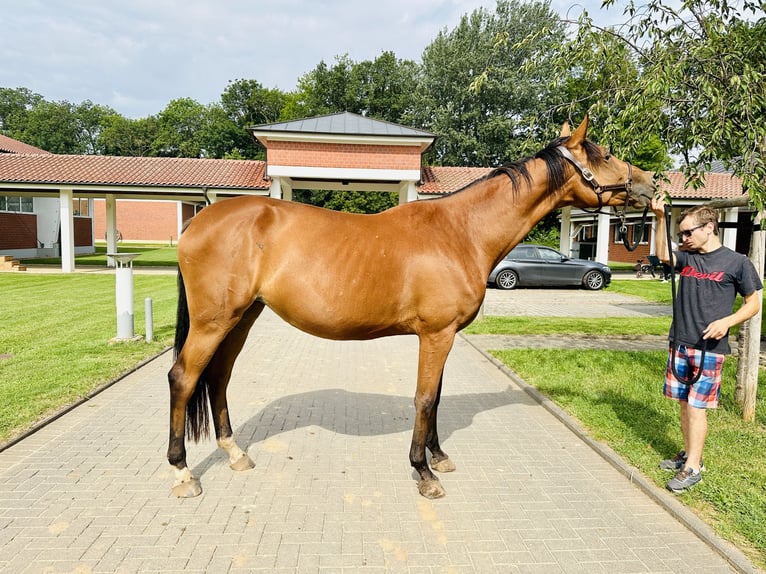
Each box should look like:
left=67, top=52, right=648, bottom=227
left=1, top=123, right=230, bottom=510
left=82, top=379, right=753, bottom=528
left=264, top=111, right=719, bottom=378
left=671, top=246, right=763, bottom=354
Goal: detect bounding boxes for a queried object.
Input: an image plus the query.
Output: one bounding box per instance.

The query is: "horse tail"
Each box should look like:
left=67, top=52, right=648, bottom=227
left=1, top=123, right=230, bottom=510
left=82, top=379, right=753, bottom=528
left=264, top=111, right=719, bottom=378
left=174, top=267, right=211, bottom=442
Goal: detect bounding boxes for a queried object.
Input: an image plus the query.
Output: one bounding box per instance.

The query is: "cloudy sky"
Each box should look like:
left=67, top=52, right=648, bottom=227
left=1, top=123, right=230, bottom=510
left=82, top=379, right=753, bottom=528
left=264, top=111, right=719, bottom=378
left=2, top=0, right=627, bottom=119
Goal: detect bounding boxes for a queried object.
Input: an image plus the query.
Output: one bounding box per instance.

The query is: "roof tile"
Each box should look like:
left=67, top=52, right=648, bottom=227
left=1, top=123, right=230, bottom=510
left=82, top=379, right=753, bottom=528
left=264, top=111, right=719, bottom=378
left=0, top=154, right=269, bottom=190
left=0, top=134, right=51, bottom=155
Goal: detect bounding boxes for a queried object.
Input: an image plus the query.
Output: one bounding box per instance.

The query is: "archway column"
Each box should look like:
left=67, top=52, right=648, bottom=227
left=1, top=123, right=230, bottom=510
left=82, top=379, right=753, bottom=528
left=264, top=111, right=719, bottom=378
left=59, top=187, right=75, bottom=273
left=595, top=211, right=610, bottom=263
left=399, top=180, right=418, bottom=204
left=559, top=207, right=572, bottom=256
left=722, top=207, right=738, bottom=250
left=105, top=194, right=118, bottom=267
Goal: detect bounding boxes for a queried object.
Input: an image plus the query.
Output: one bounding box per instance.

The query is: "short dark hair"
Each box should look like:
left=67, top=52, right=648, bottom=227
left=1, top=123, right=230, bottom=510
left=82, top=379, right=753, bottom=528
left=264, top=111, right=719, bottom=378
left=679, top=205, right=719, bottom=235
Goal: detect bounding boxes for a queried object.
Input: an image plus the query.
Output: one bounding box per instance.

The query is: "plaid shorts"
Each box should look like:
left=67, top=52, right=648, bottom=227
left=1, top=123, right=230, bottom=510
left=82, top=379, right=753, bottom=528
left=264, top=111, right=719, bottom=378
left=664, top=344, right=724, bottom=409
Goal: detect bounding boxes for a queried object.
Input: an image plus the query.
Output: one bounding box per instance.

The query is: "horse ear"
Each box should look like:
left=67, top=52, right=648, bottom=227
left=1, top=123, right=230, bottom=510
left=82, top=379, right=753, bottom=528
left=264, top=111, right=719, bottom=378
left=568, top=115, right=589, bottom=146
left=559, top=122, right=571, bottom=137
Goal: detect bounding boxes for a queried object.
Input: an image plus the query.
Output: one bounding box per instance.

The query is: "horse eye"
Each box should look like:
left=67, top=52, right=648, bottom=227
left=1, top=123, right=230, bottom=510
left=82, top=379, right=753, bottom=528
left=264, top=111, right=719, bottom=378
left=604, top=152, right=612, bottom=161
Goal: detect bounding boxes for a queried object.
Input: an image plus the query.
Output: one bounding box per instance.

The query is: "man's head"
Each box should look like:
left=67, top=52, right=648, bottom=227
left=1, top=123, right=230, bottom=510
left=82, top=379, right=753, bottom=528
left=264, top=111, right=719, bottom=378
left=677, top=205, right=720, bottom=252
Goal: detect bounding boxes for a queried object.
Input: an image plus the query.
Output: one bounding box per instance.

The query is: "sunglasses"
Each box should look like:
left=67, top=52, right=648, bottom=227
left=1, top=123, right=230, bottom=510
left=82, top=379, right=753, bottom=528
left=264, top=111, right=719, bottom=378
left=677, top=223, right=706, bottom=241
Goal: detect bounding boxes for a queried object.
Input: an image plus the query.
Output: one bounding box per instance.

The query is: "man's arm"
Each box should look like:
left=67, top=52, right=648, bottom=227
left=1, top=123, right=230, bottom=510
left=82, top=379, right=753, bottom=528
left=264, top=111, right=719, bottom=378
left=650, top=196, right=675, bottom=265
left=703, top=290, right=762, bottom=341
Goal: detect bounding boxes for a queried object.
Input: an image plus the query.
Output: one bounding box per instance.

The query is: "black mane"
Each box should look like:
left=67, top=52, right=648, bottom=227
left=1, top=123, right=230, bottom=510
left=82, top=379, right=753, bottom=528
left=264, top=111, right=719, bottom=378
left=484, top=136, right=606, bottom=196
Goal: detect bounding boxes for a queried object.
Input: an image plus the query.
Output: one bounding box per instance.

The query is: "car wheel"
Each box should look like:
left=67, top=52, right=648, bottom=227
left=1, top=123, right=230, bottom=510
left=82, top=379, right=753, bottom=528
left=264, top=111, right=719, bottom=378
left=495, top=269, right=519, bottom=290
left=583, top=270, right=605, bottom=290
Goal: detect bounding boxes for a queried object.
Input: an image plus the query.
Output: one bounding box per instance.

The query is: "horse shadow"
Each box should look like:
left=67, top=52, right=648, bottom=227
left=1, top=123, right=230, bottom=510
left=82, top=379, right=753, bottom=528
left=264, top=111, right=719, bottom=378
left=190, top=385, right=527, bottom=477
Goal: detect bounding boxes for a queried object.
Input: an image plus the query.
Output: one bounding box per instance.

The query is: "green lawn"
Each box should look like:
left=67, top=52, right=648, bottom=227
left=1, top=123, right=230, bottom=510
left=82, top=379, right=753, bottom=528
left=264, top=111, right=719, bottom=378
left=0, top=273, right=178, bottom=444
left=22, top=242, right=179, bottom=267
left=468, top=279, right=766, bottom=569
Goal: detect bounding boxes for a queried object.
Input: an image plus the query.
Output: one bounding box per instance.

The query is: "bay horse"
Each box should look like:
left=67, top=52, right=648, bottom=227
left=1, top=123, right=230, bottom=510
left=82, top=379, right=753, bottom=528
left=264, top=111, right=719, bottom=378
left=167, top=116, right=655, bottom=499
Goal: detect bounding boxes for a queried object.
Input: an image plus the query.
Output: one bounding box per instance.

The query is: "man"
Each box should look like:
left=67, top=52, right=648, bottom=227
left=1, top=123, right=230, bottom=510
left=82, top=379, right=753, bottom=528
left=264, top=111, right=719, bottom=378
left=651, top=196, right=762, bottom=493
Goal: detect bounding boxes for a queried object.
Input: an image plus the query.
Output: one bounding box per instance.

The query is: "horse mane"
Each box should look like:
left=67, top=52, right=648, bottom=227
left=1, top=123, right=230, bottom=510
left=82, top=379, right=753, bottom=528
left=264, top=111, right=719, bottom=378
left=449, top=136, right=606, bottom=197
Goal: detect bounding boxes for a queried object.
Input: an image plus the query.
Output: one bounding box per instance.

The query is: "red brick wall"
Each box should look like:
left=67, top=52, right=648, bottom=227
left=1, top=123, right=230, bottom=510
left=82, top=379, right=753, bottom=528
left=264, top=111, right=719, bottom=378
left=0, top=213, right=37, bottom=249
left=94, top=200, right=179, bottom=242
left=608, top=224, right=651, bottom=263
left=267, top=141, right=422, bottom=170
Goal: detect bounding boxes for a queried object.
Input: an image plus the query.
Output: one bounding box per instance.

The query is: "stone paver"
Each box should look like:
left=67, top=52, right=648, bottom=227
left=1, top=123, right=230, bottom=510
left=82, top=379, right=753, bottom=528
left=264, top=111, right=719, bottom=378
left=0, top=288, right=760, bottom=573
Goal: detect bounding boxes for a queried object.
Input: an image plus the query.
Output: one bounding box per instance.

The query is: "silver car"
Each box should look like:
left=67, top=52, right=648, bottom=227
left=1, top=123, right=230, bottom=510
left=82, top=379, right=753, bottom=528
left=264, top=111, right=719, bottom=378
left=488, top=244, right=611, bottom=290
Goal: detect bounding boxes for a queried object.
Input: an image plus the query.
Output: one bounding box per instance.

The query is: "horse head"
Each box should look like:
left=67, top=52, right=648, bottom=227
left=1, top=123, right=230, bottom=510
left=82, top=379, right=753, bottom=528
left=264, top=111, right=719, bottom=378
left=553, top=116, right=655, bottom=211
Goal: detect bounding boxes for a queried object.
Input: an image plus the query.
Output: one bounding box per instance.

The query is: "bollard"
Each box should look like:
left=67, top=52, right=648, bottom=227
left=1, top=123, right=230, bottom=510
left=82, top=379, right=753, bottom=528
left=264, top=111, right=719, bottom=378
left=107, top=253, right=141, bottom=341
left=145, top=297, right=154, bottom=342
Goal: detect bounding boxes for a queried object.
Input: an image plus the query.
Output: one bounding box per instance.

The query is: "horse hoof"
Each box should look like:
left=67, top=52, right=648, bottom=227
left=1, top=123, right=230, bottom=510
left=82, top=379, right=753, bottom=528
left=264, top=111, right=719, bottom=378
left=172, top=478, right=202, bottom=498
left=431, top=457, right=456, bottom=473
left=230, top=453, right=255, bottom=472
left=418, top=478, right=446, bottom=499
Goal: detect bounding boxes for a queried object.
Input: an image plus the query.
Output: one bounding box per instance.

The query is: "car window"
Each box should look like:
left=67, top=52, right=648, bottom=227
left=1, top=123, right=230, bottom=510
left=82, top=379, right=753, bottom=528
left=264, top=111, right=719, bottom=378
left=538, top=248, right=563, bottom=262
left=508, top=246, right=536, bottom=259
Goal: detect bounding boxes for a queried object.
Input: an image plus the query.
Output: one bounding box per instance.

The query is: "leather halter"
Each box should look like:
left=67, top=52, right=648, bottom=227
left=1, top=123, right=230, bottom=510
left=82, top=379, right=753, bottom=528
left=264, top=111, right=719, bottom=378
left=555, top=145, right=633, bottom=202
left=556, top=145, right=645, bottom=251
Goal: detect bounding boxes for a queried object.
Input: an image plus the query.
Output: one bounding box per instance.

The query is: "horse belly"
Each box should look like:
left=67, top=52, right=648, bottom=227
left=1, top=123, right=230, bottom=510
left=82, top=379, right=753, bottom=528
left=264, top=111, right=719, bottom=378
left=261, top=279, right=413, bottom=341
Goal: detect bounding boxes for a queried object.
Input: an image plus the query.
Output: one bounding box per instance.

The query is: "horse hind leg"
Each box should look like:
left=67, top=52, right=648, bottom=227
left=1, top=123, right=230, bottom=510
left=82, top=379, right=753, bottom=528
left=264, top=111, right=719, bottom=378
left=167, top=303, right=263, bottom=498
left=168, top=328, right=223, bottom=498
left=207, top=301, right=265, bottom=472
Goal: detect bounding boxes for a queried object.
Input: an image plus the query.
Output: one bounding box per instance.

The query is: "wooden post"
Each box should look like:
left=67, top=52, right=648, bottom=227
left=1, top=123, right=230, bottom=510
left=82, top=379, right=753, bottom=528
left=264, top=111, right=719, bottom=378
left=736, top=210, right=764, bottom=421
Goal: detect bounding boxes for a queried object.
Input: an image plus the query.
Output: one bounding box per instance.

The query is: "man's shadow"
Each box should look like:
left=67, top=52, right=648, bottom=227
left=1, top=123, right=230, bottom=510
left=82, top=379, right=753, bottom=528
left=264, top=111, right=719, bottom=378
left=190, top=385, right=527, bottom=477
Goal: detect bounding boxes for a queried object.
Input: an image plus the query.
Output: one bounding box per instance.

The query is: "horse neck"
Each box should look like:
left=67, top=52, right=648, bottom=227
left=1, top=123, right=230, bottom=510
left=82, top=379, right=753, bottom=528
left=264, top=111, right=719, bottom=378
left=450, top=158, right=562, bottom=266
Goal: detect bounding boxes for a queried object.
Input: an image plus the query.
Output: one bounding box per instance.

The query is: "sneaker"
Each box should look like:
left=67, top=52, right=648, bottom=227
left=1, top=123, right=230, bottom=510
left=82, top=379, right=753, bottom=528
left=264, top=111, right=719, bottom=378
left=659, top=450, right=686, bottom=471
left=666, top=467, right=702, bottom=492
left=659, top=451, right=705, bottom=472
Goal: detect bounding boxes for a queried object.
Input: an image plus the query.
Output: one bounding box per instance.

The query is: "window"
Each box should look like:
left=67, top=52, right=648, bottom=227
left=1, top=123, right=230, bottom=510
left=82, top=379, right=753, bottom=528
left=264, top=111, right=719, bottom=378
left=74, top=198, right=90, bottom=216
left=539, top=248, right=563, bottom=262
left=508, top=245, right=536, bottom=259
left=0, top=196, right=33, bottom=213
left=613, top=221, right=649, bottom=244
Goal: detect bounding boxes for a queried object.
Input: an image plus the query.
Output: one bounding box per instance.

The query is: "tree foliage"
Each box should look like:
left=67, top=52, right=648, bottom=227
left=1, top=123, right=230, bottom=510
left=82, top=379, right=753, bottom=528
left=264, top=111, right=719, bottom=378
left=412, top=0, right=566, bottom=167
left=560, top=0, right=765, bottom=200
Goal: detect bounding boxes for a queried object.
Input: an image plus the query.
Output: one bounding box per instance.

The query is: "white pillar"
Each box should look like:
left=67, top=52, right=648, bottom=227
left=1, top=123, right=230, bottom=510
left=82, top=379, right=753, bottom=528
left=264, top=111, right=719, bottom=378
left=269, top=176, right=282, bottom=199
left=398, top=181, right=417, bottom=204
left=176, top=202, right=185, bottom=242
left=722, top=207, right=738, bottom=250
left=559, top=207, right=572, bottom=256
left=595, top=211, right=611, bottom=264
left=105, top=194, right=118, bottom=266
left=59, top=188, right=75, bottom=273
left=282, top=179, right=293, bottom=202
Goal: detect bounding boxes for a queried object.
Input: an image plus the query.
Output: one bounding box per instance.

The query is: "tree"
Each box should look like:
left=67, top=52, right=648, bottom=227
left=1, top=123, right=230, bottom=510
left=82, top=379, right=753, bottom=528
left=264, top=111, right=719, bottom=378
left=0, top=87, right=43, bottom=135
left=19, top=100, right=83, bottom=154
left=220, top=79, right=288, bottom=158
left=293, top=189, right=398, bottom=214
left=153, top=98, right=209, bottom=158
left=100, top=114, right=159, bottom=157
left=411, top=0, right=566, bottom=167
left=73, top=100, right=117, bottom=155
left=292, top=52, right=419, bottom=122
left=560, top=0, right=765, bottom=419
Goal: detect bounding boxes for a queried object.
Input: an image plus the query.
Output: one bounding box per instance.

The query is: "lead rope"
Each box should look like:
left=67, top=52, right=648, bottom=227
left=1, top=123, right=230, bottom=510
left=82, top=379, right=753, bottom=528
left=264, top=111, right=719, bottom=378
left=620, top=206, right=649, bottom=252
left=665, top=205, right=705, bottom=385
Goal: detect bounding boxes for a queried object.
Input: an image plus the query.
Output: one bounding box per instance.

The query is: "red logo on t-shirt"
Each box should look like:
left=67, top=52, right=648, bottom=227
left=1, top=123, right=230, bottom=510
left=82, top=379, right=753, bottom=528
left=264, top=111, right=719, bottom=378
left=680, top=266, right=724, bottom=282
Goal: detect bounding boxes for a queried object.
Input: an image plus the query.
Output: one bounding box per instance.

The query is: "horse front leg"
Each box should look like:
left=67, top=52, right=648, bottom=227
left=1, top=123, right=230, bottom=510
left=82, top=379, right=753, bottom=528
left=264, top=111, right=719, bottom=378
left=426, top=374, right=456, bottom=474
left=410, top=331, right=455, bottom=499
left=208, top=302, right=264, bottom=472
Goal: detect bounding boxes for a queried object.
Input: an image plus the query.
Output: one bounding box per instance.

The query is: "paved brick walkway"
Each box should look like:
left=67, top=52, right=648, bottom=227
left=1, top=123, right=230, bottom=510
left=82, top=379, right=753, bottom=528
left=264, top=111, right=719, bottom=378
left=0, top=289, right=760, bottom=573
